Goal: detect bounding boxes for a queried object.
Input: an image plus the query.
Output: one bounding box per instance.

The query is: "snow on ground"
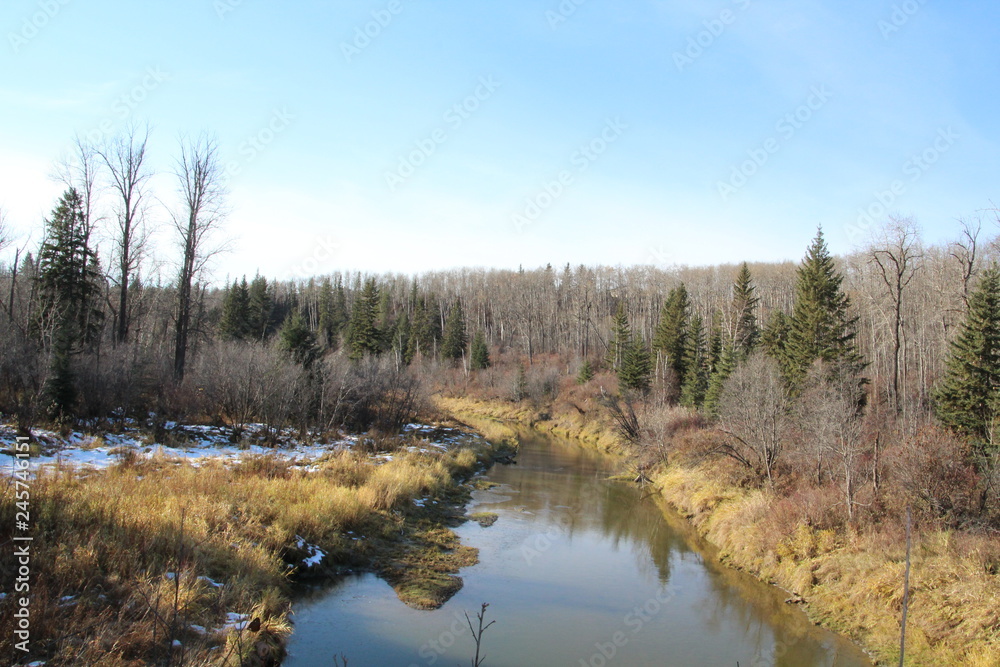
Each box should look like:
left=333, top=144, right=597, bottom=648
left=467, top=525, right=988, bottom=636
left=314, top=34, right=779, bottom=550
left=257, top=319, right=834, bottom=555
left=0, top=421, right=480, bottom=475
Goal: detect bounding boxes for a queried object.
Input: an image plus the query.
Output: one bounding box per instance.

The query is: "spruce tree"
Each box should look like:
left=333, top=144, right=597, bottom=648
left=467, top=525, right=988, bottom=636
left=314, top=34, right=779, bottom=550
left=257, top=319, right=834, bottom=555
left=680, top=314, right=708, bottom=407
left=934, top=264, right=1000, bottom=451
left=441, top=299, right=468, bottom=361
left=279, top=309, right=318, bottom=367
left=606, top=302, right=632, bottom=370
left=781, top=229, right=863, bottom=388
left=577, top=358, right=595, bottom=384
left=219, top=277, right=251, bottom=340
left=247, top=274, right=273, bottom=340
left=653, top=284, right=689, bottom=381
left=37, top=188, right=104, bottom=350
left=732, top=262, right=760, bottom=357
left=618, top=337, right=652, bottom=393
left=43, top=322, right=76, bottom=419
left=703, top=345, right=736, bottom=419
left=761, top=310, right=791, bottom=359
left=346, top=278, right=381, bottom=359
left=470, top=330, right=490, bottom=370
left=708, top=312, right=723, bottom=373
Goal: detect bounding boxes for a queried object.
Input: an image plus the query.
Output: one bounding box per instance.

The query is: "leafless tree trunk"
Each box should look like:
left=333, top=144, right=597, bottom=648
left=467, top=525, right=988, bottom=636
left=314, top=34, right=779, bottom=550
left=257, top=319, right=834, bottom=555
left=950, top=217, right=982, bottom=310
left=97, top=122, right=153, bottom=344
left=53, top=135, right=102, bottom=248
left=717, top=353, right=789, bottom=485
left=171, top=134, right=227, bottom=380
left=869, top=217, right=922, bottom=414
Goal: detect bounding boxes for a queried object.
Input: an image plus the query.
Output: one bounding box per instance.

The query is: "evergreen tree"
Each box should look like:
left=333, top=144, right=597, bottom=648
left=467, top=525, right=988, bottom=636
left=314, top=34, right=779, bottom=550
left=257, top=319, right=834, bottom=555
left=606, top=302, right=632, bottom=370
left=577, top=358, right=595, bottom=384
left=247, top=274, right=273, bottom=340
left=346, top=278, right=381, bottom=359
left=708, top=312, right=723, bottom=374
left=761, top=310, right=791, bottom=359
left=934, top=264, right=1000, bottom=452
left=279, top=309, right=318, bottom=367
left=43, top=322, right=76, bottom=419
left=653, top=284, right=689, bottom=381
left=680, top=314, right=708, bottom=407
left=470, top=330, right=490, bottom=370
left=703, top=345, right=737, bottom=419
left=732, top=262, right=760, bottom=357
left=513, top=363, right=528, bottom=401
left=219, top=277, right=251, bottom=340
left=781, top=229, right=863, bottom=388
left=618, top=337, right=652, bottom=393
left=442, top=299, right=468, bottom=361
left=37, top=188, right=104, bottom=350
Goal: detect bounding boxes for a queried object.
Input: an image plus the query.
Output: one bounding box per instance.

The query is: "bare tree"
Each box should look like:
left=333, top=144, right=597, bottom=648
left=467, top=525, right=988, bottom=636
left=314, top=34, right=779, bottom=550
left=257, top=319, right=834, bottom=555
left=53, top=135, right=102, bottom=247
left=949, top=217, right=982, bottom=310
left=797, top=363, right=866, bottom=522
left=96, top=122, right=153, bottom=344
left=171, top=134, right=227, bottom=380
left=869, top=217, right=922, bottom=414
left=716, top=353, right=789, bottom=485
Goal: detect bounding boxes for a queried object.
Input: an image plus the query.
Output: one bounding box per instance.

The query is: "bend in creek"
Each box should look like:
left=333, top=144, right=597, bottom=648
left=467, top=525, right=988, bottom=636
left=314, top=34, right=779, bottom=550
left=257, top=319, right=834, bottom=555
left=284, top=428, right=871, bottom=666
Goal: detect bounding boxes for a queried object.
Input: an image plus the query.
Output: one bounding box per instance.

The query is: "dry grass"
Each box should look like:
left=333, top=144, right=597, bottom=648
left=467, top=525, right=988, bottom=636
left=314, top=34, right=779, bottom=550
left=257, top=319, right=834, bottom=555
left=653, top=460, right=1000, bottom=666
left=0, top=439, right=494, bottom=666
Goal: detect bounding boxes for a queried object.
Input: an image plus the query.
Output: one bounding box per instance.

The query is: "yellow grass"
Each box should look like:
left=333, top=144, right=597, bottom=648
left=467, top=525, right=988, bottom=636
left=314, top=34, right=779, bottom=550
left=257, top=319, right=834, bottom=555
left=0, top=440, right=494, bottom=666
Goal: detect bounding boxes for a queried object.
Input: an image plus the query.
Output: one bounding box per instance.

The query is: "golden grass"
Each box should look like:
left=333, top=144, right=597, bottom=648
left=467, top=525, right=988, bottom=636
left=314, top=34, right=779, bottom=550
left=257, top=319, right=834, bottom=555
left=0, top=438, right=496, bottom=666
left=653, top=461, right=1000, bottom=666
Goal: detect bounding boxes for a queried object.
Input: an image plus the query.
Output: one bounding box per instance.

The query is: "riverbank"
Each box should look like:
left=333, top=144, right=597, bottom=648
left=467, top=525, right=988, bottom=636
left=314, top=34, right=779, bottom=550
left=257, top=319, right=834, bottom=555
left=437, top=394, right=1000, bottom=666
left=0, top=420, right=509, bottom=666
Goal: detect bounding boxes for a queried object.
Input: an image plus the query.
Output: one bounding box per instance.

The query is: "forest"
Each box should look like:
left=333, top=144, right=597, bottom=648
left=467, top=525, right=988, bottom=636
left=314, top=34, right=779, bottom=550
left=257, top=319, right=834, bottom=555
left=3, top=126, right=1000, bottom=665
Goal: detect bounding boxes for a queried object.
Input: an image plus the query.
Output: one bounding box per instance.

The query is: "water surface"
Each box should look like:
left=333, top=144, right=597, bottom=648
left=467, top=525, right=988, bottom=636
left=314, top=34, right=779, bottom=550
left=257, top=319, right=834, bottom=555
left=285, top=429, right=871, bottom=666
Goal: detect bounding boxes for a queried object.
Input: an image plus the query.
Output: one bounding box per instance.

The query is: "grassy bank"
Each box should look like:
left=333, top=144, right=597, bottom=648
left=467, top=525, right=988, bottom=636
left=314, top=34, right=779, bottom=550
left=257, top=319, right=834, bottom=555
left=435, top=394, right=620, bottom=453
left=438, top=394, right=1000, bottom=666
left=0, top=426, right=506, bottom=666
left=654, top=462, right=1000, bottom=666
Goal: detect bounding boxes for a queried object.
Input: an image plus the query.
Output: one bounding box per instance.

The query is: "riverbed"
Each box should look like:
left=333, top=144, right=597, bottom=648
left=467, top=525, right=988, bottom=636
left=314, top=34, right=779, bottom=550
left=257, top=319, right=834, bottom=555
left=284, top=428, right=871, bottom=666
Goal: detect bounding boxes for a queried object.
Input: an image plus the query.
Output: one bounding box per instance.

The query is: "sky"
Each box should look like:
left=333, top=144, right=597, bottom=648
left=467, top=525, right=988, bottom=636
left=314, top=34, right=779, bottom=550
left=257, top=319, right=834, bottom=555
left=1, top=0, right=998, bottom=282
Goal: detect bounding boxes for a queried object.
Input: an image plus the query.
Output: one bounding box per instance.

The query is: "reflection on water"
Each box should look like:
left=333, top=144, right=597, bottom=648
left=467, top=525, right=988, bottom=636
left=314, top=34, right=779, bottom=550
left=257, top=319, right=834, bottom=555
left=284, top=429, right=871, bottom=666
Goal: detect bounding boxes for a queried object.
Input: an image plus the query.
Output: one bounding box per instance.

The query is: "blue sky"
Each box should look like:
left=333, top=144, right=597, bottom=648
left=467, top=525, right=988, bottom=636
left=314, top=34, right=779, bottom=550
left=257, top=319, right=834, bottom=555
left=1, top=0, right=998, bottom=281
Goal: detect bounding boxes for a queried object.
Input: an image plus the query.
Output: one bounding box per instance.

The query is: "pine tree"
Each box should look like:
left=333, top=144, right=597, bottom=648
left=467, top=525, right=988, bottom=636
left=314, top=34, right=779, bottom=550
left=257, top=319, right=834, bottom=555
left=732, top=262, right=760, bottom=357
left=37, top=188, right=104, bottom=350
left=934, top=264, right=1000, bottom=452
left=279, top=309, right=318, bottom=367
left=442, top=299, right=468, bottom=361
left=653, top=284, right=690, bottom=381
left=781, top=229, right=863, bottom=388
left=708, top=312, right=723, bottom=373
left=346, top=278, right=381, bottom=359
left=703, top=345, right=736, bottom=419
left=247, top=274, right=273, bottom=340
left=470, top=330, right=490, bottom=370
left=680, top=314, right=708, bottom=407
left=219, top=277, right=251, bottom=340
left=606, top=302, right=632, bottom=370
left=43, top=321, right=76, bottom=419
left=618, top=337, right=652, bottom=393
left=761, top=310, right=790, bottom=359
left=513, top=363, right=528, bottom=401
left=577, top=358, right=595, bottom=384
